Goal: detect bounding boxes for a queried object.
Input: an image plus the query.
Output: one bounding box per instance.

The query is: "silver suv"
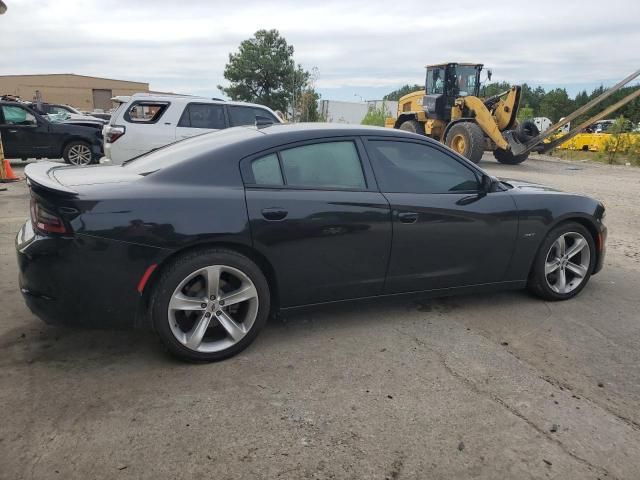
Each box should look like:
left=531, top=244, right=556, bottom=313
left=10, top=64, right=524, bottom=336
left=103, top=93, right=282, bottom=164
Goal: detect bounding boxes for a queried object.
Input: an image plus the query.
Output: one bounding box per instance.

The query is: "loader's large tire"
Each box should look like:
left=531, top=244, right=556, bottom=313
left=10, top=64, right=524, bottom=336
left=493, top=147, right=530, bottom=165
left=445, top=122, right=484, bottom=163
left=399, top=120, right=425, bottom=135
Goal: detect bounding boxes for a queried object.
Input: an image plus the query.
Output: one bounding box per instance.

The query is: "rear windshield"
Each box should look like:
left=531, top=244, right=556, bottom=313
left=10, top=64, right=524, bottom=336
left=122, top=127, right=261, bottom=174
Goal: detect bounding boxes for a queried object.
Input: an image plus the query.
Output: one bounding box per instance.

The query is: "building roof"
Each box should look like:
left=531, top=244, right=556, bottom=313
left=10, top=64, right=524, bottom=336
left=0, top=73, right=148, bottom=85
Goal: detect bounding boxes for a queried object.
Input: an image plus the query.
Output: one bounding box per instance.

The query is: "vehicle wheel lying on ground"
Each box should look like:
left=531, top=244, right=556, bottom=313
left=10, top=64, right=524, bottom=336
left=151, top=249, right=270, bottom=362
left=445, top=122, right=484, bottom=164
left=493, top=121, right=540, bottom=165
left=493, top=147, right=529, bottom=165
left=528, top=222, right=596, bottom=301
left=63, top=140, right=95, bottom=165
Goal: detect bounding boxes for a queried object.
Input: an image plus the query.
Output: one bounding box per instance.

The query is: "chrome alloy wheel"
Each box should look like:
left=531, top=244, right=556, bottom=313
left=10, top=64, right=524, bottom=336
left=544, top=232, right=591, bottom=294
left=168, top=265, right=259, bottom=353
left=68, top=144, right=93, bottom=165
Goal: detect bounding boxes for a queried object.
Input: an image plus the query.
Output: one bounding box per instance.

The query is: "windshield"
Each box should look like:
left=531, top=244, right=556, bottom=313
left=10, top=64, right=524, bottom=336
left=45, top=112, right=71, bottom=123
left=455, top=66, right=479, bottom=97
left=122, top=127, right=261, bottom=174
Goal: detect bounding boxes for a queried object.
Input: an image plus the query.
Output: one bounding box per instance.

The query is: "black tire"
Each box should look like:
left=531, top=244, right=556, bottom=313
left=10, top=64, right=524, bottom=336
left=527, top=222, right=596, bottom=301
left=399, top=120, right=425, bottom=135
left=493, top=147, right=530, bottom=165
left=63, top=140, right=95, bottom=165
left=516, top=120, right=540, bottom=142
left=444, top=122, right=484, bottom=163
left=151, top=248, right=271, bottom=362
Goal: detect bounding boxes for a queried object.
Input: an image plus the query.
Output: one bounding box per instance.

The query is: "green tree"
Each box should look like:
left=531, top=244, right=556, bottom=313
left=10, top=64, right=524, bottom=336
left=298, top=89, right=320, bottom=122
left=603, top=116, right=629, bottom=164
left=482, top=81, right=511, bottom=98
left=361, top=104, right=389, bottom=126
left=539, top=88, right=574, bottom=122
left=384, top=84, right=422, bottom=101
left=218, top=29, right=309, bottom=113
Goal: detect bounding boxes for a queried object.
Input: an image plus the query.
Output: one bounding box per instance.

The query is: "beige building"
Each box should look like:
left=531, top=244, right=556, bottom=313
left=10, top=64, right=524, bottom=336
left=0, top=74, right=149, bottom=111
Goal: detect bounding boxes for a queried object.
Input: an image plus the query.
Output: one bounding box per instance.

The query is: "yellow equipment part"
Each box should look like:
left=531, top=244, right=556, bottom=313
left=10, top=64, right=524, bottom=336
left=455, top=96, right=510, bottom=150
left=390, top=88, right=516, bottom=151
left=556, top=132, right=639, bottom=152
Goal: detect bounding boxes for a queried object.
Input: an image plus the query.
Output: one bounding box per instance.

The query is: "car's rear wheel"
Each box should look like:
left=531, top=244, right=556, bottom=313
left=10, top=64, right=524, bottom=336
left=63, top=140, right=94, bottom=166
left=528, top=222, right=595, bottom=301
left=151, top=249, right=271, bottom=362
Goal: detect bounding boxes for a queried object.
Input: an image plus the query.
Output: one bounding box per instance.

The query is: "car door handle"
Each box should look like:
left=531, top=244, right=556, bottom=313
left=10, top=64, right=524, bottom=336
left=398, top=212, right=418, bottom=223
left=8, top=129, right=18, bottom=133
left=261, top=207, right=288, bottom=221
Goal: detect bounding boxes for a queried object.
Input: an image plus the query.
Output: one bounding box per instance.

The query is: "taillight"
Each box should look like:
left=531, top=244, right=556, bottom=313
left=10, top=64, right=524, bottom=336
left=105, top=125, right=125, bottom=143
left=30, top=199, right=68, bottom=234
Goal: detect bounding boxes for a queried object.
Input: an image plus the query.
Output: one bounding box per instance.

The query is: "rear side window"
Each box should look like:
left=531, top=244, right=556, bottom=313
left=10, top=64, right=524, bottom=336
left=247, top=141, right=366, bottom=189
left=124, top=101, right=169, bottom=123
left=178, top=103, right=226, bottom=129
left=367, top=140, right=479, bottom=194
left=251, top=154, right=284, bottom=186
left=228, top=106, right=277, bottom=126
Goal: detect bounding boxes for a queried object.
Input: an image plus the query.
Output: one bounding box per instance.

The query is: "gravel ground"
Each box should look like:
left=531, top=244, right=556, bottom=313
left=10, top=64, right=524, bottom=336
left=0, top=154, right=639, bottom=480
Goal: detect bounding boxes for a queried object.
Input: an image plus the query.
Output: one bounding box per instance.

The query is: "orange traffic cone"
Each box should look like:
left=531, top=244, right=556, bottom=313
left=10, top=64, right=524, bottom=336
left=0, top=158, right=20, bottom=183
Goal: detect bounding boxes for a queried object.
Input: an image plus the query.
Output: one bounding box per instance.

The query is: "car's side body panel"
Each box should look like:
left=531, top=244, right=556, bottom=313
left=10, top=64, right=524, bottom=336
left=382, top=190, right=519, bottom=293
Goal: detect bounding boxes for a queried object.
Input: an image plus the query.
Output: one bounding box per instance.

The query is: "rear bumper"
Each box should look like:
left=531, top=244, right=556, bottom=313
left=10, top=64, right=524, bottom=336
left=16, top=220, right=166, bottom=328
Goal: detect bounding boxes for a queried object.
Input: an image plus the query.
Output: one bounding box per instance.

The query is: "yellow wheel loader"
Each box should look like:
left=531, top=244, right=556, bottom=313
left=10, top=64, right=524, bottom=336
left=388, top=63, right=640, bottom=165
left=387, top=62, right=532, bottom=164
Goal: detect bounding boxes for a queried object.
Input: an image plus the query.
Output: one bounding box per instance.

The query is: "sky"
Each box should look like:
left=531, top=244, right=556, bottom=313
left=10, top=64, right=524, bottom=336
left=1, top=0, right=639, bottom=102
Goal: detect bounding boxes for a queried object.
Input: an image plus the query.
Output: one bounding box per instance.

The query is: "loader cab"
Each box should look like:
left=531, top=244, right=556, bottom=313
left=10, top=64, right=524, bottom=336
left=424, top=63, right=483, bottom=120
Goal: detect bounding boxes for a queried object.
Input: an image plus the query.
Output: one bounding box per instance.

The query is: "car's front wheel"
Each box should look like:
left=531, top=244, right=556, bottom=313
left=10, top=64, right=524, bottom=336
left=63, top=140, right=95, bottom=166
left=151, top=249, right=271, bottom=362
left=528, top=222, right=596, bottom=300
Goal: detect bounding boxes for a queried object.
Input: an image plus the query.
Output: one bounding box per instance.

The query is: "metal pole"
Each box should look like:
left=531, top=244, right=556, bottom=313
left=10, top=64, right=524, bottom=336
left=540, top=88, right=640, bottom=153
left=519, top=68, right=640, bottom=151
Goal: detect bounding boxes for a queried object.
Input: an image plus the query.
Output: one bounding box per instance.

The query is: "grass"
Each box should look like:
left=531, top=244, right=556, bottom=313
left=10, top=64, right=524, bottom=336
left=551, top=149, right=640, bottom=167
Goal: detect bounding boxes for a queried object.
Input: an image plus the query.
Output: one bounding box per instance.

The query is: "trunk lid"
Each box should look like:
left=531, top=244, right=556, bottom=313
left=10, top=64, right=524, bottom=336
left=25, top=162, right=141, bottom=195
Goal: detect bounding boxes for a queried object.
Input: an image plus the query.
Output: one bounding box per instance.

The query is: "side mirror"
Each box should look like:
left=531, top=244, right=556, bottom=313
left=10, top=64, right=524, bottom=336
left=480, top=174, right=493, bottom=193
left=255, top=116, right=274, bottom=128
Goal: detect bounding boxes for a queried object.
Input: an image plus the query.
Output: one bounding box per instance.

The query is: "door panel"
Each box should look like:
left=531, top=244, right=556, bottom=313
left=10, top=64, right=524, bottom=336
left=246, top=188, right=392, bottom=307
left=383, top=192, right=518, bottom=293
left=362, top=136, right=519, bottom=294
left=0, top=105, right=49, bottom=158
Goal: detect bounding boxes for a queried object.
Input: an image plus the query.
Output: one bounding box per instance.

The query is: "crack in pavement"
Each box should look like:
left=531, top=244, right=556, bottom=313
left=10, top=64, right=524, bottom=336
left=394, top=327, right=617, bottom=480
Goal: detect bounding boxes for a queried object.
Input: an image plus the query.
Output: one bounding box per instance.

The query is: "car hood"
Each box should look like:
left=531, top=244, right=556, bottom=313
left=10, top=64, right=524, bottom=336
left=500, top=179, right=564, bottom=194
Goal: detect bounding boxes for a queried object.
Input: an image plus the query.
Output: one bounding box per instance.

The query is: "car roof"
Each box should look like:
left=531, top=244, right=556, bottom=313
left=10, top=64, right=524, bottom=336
left=254, top=122, right=424, bottom=138
left=124, top=92, right=276, bottom=110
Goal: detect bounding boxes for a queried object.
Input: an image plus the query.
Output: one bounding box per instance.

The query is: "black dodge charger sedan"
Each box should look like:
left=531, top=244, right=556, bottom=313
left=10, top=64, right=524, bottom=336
left=16, top=124, right=607, bottom=361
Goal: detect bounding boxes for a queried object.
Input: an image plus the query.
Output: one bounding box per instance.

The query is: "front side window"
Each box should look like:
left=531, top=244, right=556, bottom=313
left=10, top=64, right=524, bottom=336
left=228, top=106, right=277, bottom=127
left=367, top=140, right=479, bottom=194
left=1, top=106, right=37, bottom=126
left=125, top=102, right=169, bottom=123
left=427, top=68, right=444, bottom=95
left=178, top=103, right=226, bottom=129
left=280, top=142, right=366, bottom=189
left=455, top=66, right=479, bottom=97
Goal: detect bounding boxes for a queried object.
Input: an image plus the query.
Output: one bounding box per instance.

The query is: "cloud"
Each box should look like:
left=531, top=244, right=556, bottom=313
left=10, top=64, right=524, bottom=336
left=1, top=0, right=638, bottom=100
